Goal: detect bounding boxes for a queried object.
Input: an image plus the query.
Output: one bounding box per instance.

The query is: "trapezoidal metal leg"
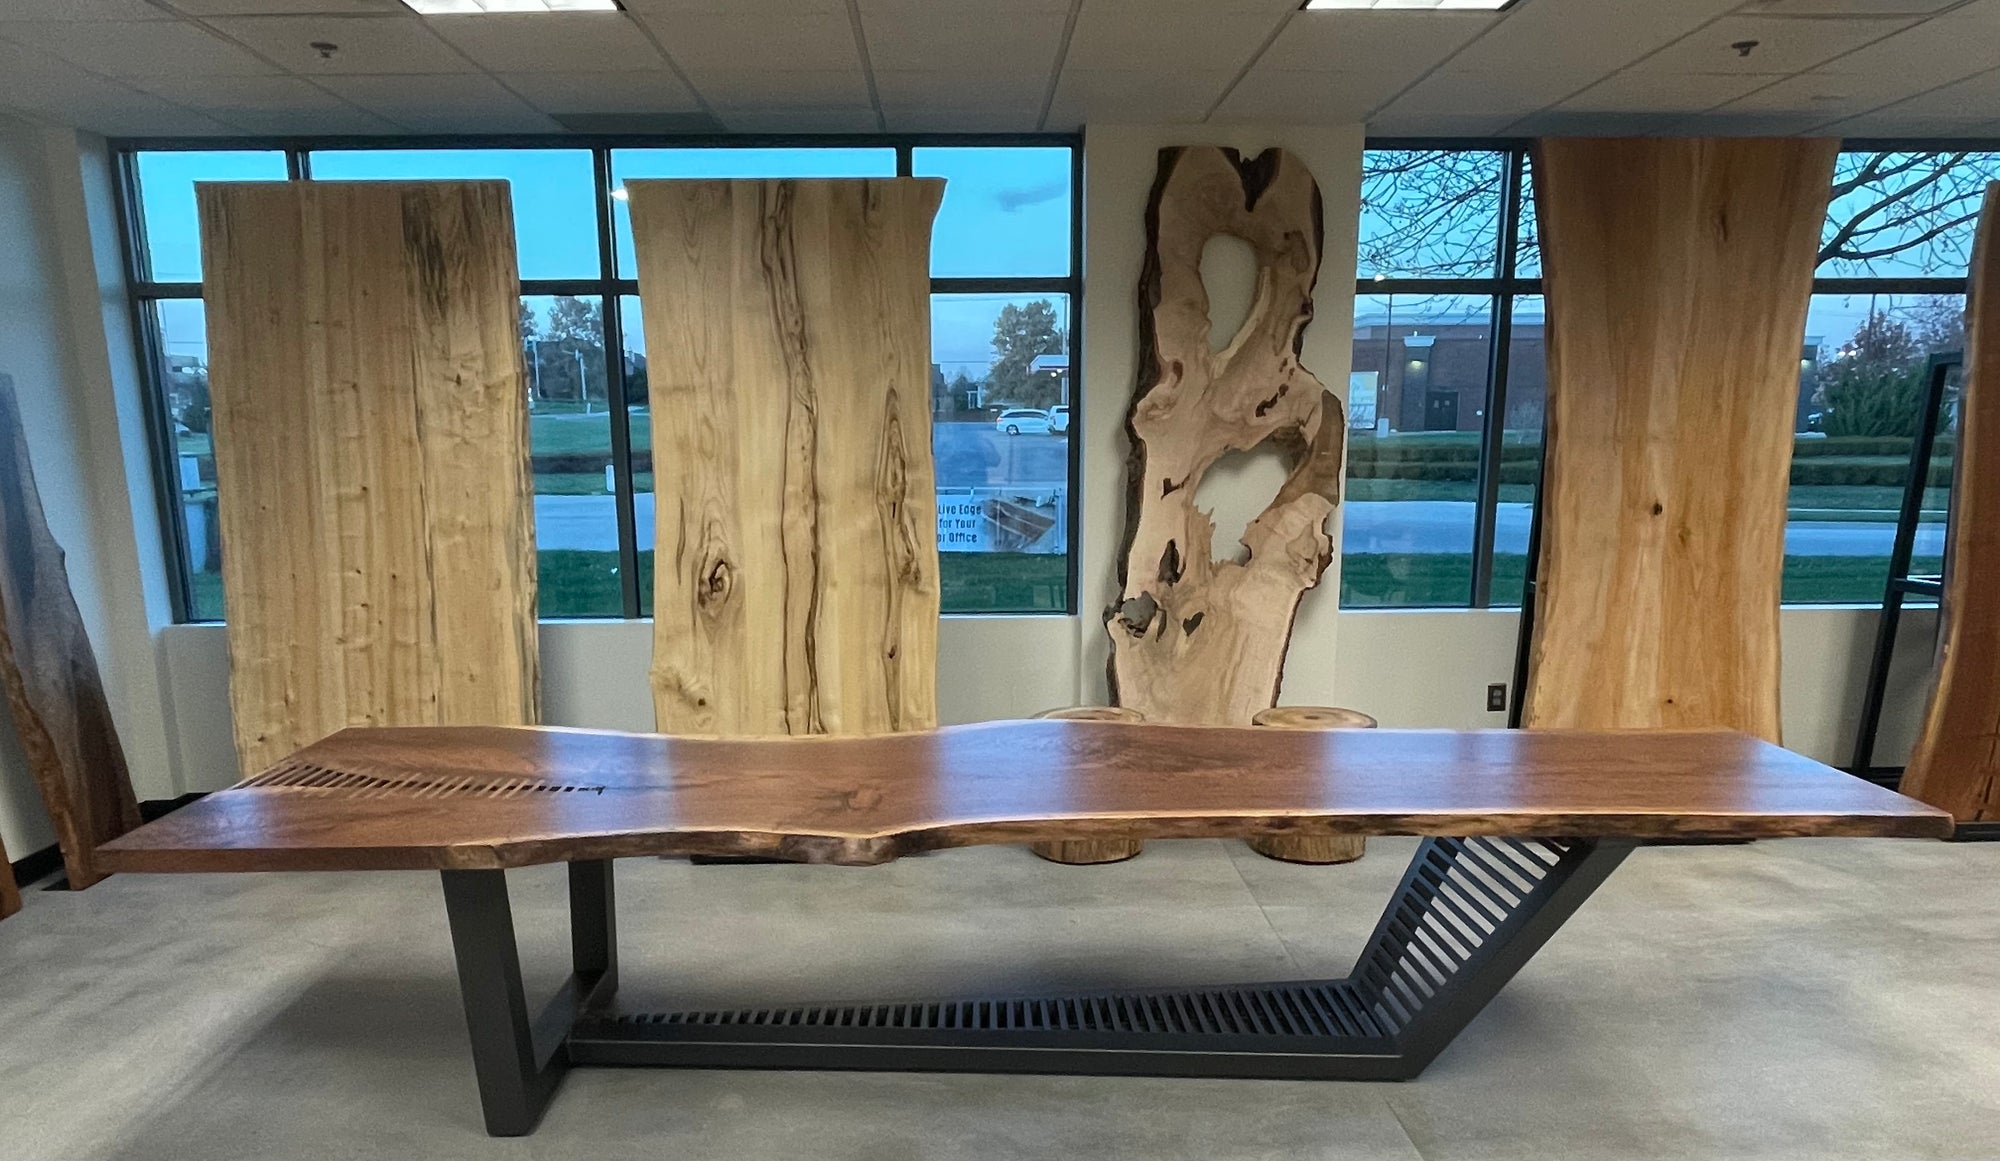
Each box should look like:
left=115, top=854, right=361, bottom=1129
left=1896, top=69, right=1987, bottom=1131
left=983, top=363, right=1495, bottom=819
left=439, top=860, right=619, bottom=1136
left=566, top=837, right=1631, bottom=1081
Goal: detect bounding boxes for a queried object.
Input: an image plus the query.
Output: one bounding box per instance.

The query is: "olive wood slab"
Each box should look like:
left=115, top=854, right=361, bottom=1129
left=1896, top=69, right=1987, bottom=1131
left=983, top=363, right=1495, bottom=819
left=98, top=722, right=1950, bottom=874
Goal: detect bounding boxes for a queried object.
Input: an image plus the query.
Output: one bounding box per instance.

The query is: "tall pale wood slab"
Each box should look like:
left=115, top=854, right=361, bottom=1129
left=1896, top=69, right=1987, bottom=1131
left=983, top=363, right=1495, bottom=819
left=1523, top=138, right=1839, bottom=740
left=1903, top=183, right=2000, bottom=822
left=626, top=179, right=943, bottom=737
left=1105, top=147, right=1343, bottom=730
left=0, top=373, right=141, bottom=889
left=199, top=181, right=540, bottom=778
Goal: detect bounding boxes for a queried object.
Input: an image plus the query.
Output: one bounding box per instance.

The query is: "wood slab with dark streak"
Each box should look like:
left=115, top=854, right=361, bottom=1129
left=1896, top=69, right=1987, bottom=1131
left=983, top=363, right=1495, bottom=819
left=97, top=722, right=1952, bottom=874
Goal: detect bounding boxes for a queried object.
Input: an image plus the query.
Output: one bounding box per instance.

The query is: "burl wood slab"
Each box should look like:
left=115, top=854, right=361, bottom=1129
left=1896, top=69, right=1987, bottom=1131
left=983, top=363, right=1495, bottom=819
left=0, top=373, right=141, bottom=891
left=1106, top=147, right=1343, bottom=729
left=626, top=179, right=943, bottom=737
left=1903, top=183, right=2000, bottom=823
left=199, top=182, right=540, bottom=778
left=96, top=722, right=1951, bottom=874
left=1523, top=138, right=1839, bottom=740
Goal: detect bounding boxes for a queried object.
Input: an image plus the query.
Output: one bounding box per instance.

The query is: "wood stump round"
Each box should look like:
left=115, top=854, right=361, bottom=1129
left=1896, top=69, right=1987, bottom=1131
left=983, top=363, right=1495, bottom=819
left=1028, top=707, right=1146, bottom=866
left=1247, top=706, right=1378, bottom=865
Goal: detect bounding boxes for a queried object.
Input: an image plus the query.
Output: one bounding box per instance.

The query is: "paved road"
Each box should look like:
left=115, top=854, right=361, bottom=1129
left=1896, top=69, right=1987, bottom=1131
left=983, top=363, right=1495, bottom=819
left=536, top=493, right=1943, bottom=558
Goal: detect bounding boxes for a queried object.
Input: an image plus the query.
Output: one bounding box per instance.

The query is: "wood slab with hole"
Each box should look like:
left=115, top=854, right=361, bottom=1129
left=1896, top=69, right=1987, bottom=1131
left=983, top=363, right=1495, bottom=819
left=625, top=178, right=943, bottom=738
left=199, top=181, right=540, bottom=779
left=1105, top=146, right=1343, bottom=731
left=0, top=372, right=141, bottom=891
left=96, top=721, right=1951, bottom=874
left=1902, top=182, right=2000, bottom=823
left=1523, top=138, right=1839, bottom=740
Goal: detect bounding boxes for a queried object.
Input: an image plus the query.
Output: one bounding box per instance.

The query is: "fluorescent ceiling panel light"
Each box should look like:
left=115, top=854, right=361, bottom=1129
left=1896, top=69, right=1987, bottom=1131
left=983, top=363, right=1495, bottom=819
left=401, top=0, right=623, bottom=13
left=1303, top=0, right=1516, bottom=10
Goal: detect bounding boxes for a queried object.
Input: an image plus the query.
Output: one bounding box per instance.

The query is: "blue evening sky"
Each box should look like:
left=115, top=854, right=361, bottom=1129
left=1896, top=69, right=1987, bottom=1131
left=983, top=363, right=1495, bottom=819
left=136, top=145, right=1074, bottom=377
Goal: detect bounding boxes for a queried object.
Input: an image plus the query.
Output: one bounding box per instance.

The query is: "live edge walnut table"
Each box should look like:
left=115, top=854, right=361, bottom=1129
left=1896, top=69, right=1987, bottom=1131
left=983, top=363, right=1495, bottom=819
left=98, top=720, right=1951, bottom=1137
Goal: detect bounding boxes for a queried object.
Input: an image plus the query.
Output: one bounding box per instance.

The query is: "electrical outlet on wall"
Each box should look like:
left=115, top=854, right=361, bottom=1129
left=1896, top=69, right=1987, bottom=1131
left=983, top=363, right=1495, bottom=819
left=1486, top=683, right=1508, bottom=713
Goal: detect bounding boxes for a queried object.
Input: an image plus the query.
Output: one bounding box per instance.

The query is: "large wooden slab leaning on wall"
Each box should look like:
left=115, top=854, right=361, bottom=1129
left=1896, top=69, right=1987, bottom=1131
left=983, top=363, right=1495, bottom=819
left=1105, top=146, right=1343, bottom=729
left=1522, top=138, right=1839, bottom=740
left=0, top=373, right=142, bottom=890
left=627, top=179, right=943, bottom=736
left=199, top=182, right=540, bottom=778
left=1902, top=182, right=2000, bottom=823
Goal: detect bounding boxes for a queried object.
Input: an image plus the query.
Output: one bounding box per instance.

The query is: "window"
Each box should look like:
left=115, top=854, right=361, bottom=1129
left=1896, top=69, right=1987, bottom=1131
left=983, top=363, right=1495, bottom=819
left=121, top=139, right=1079, bottom=623
left=1785, top=150, right=2000, bottom=604
left=1349, top=142, right=2000, bottom=610
left=1346, top=147, right=1536, bottom=609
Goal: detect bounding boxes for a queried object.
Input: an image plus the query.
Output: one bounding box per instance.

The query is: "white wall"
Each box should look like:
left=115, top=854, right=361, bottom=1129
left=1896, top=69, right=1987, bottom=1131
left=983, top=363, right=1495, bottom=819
left=0, top=116, right=176, bottom=861
left=0, top=117, right=1946, bottom=836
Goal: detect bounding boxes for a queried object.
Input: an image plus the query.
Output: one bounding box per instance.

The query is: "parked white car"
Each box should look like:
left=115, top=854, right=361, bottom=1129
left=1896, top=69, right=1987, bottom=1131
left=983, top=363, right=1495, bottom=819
left=1048, top=405, right=1070, bottom=434
left=995, top=408, right=1052, bottom=436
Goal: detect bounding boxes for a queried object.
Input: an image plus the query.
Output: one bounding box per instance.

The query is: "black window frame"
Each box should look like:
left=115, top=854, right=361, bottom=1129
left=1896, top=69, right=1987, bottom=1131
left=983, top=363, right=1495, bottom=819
left=110, top=133, right=1084, bottom=624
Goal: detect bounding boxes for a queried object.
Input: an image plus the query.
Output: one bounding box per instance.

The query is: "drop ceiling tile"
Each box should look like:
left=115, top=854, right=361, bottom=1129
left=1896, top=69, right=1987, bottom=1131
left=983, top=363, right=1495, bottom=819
left=132, top=72, right=348, bottom=108
left=1631, top=14, right=1921, bottom=75
left=316, top=72, right=558, bottom=130
left=165, top=0, right=405, bottom=13
left=633, top=11, right=860, bottom=73
left=1809, top=8, right=2000, bottom=80
left=0, top=0, right=174, bottom=18
left=881, top=103, right=1043, bottom=133
left=1739, top=0, right=1962, bottom=13
left=498, top=69, right=700, bottom=113
left=207, top=13, right=478, bottom=73
left=1380, top=68, right=1593, bottom=119
left=208, top=104, right=401, bottom=133
left=1510, top=110, right=1705, bottom=135
left=872, top=70, right=1044, bottom=109
left=1365, top=110, right=1517, bottom=136
left=718, top=108, right=882, bottom=133
left=1715, top=69, right=1935, bottom=117
left=1437, top=0, right=1743, bottom=76
left=622, top=0, right=846, bottom=14
left=1063, top=4, right=1284, bottom=72
left=1046, top=70, right=1232, bottom=125
left=1215, top=70, right=1408, bottom=123
left=1258, top=9, right=1494, bottom=72
left=1857, top=65, right=2000, bottom=120
left=693, top=69, right=871, bottom=109
left=0, top=19, right=279, bottom=78
left=1557, top=70, right=1778, bottom=113
left=861, top=8, right=1064, bottom=73
left=427, top=13, right=668, bottom=72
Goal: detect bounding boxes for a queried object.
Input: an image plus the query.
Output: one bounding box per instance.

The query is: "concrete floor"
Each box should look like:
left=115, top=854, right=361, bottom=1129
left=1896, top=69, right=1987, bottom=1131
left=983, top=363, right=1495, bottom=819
left=1, top=836, right=1996, bottom=1161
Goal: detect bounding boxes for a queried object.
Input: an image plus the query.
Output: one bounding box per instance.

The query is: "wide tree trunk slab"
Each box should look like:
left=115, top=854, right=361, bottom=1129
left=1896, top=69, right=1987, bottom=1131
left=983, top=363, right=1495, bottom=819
left=1902, top=182, right=2000, bottom=823
left=1105, top=146, right=1342, bottom=731
left=0, top=373, right=141, bottom=890
left=200, top=182, right=541, bottom=778
left=627, top=179, right=943, bottom=737
left=1523, top=138, right=1839, bottom=739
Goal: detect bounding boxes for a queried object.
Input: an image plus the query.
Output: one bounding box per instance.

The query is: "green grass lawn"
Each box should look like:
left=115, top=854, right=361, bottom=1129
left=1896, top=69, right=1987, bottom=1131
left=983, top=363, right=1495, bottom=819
left=535, top=549, right=1068, bottom=618
left=1340, top=553, right=1940, bottom=608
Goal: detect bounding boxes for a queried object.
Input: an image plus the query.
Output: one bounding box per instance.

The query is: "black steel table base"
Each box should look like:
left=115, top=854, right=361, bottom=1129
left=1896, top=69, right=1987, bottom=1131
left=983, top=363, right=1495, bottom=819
left=440, top=836, right=1634, bottom=1136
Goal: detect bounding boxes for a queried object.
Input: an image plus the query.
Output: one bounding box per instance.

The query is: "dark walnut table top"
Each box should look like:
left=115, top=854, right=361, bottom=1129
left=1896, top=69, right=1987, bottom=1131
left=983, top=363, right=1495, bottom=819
left=97, top=721, right=1953, bottom=872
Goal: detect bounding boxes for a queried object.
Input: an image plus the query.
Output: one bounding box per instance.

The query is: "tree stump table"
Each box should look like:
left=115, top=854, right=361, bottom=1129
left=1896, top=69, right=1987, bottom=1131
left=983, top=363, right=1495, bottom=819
left=1028, top=707, right=1147, bottom=865
left=1247, top=706, right=1377, bottom=864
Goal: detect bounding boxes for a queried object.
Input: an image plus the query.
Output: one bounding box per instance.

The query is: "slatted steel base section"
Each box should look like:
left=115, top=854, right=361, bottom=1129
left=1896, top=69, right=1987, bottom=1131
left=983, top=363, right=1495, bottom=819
left=440, top=837, right=1635, bottom=1136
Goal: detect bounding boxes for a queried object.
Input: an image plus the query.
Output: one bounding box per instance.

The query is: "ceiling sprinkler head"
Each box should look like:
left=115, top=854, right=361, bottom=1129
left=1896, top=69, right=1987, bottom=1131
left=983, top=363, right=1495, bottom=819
left=1731, top=39, right=1760, bottom=58
left=310, top=40, right=339, bottom=60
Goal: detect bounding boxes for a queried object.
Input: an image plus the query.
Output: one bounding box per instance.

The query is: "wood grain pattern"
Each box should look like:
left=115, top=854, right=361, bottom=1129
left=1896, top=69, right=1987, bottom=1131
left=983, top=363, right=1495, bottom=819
left=1247, top=706, right=1375, bottom=865
left=0, top=372, right=141, bottom=889
left=627, top=179, right=943, bottom=737
left=1902, top=182, right=2000, bottom=822
left=0, top=832, right=18, bottom=919
left=1106, top=147, right=1343, bottom=728
left=1029, top=706, right=1146, bottom=864
left=97, top=722, right=1952, bottom=875
left=200, top=181, right=539, bottom=778
left=1523, top=138, right=1839, bottom=740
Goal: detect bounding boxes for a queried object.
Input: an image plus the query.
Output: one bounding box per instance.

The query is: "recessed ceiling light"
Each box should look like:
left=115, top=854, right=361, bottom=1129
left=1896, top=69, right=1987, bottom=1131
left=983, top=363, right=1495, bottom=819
left=401, top=0, right=623, bottom=13
left=1302, top=0, right=1516, bottom=10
